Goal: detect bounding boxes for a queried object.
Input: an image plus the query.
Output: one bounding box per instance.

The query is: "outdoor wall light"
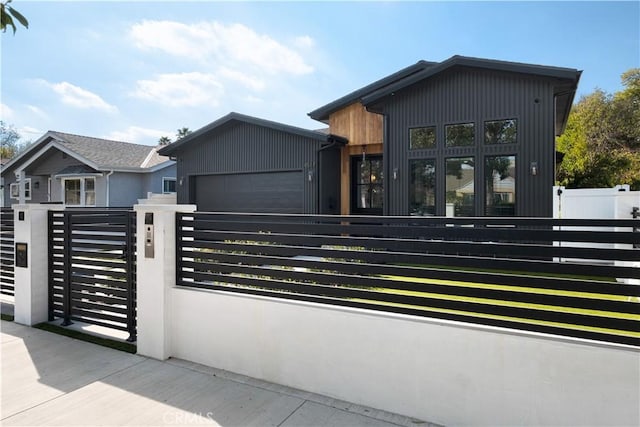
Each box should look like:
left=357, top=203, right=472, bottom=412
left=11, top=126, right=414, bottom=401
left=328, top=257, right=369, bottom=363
left=530, top=162, right=538, bottom=176
left=179, top=177, right=184, bottom=186
left=393, top=168, right=398, bottom=180
left=308, top=170, right=313, bottom=182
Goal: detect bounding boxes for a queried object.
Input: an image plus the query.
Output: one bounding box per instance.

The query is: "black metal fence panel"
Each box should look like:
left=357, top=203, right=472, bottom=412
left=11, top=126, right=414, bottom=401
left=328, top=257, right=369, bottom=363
left=49, top=209, right=136, bottom=341
left=177, top=213, right=640, bottom=347
left=0, top=208, right=15, bottom=297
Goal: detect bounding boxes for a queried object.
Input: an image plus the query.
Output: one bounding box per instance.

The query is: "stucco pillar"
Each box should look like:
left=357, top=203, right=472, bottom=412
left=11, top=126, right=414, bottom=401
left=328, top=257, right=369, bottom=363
left=134, top=202, right=196, bottom=360
left=13, top=204, right=65, bottom=325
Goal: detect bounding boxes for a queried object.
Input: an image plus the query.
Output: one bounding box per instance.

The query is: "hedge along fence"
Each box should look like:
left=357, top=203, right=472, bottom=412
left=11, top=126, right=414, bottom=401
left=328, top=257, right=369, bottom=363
left=176, top=213, right=640, bottom=347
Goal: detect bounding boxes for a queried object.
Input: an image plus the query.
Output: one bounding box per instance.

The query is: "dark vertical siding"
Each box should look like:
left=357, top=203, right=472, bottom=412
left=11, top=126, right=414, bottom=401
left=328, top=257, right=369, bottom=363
left=176, top=122, right=322, bottom=213
left=381, top=67, right=556, bottom=217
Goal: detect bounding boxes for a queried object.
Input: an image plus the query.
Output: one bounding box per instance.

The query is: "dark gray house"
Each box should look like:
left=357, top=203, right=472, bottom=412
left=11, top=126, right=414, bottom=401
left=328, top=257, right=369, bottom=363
left=1, top=131, right=176, bottom=208
left=162, top=56, right=581, bottom=217
left=158, top=113, right=345, bottom=213
left=309, top=55, right=581, bottom=217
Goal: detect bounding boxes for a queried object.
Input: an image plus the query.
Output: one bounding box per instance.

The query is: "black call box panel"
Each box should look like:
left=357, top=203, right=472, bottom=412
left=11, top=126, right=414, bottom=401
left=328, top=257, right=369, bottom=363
left=15, top=242, right=28, bottom=268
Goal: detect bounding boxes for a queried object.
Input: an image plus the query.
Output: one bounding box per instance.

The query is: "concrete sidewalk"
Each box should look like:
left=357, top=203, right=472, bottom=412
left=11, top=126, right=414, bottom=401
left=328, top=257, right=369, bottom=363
left=1, top=320, right=435, bottom=426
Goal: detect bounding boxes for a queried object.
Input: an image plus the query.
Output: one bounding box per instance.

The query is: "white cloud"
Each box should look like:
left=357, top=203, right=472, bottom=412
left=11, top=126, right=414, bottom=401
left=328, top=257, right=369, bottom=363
left=130, top=20, right=314, bottom=76
left=17, top=126, right=43, bottom=140
left=39, top=80, right=118, bottom=113
left=218, top=67, right=265, bottom=91
left=294, top=35, right=315, bottom=49
left=131, top=72, right=224, bottom=107
left=26, top=105, right=50, bottom=121
left=1, top=103, right=15, bottom=121
left=105, top=126, right=171, bottom=145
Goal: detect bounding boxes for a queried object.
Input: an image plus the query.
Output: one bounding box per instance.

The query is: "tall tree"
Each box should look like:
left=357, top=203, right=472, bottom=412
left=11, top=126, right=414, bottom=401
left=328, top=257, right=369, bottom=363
left=157, top=136, right=172, bottom=146
left=0, top=121, right=22, bottom=160
left=556, top=69, right=640, bottom=190
left=175, top=127, right=192, bottom=140
left=157, top=127, right=191, bottom=146
left=1, top=0, right=28, bottom=34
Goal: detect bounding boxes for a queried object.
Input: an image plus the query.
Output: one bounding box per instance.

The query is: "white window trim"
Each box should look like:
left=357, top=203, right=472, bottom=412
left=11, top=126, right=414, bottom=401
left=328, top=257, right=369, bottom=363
left=162, top=177, right=177, bottom=194
left=62, top=176, right=96, bottom=206
left=9, top=178, right=31, bottom=200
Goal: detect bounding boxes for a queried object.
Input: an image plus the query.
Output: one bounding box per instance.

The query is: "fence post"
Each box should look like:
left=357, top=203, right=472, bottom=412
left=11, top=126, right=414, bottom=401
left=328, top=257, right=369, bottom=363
left=13, top=204, right=64, bottom=326
left=133, top=202, right=196, bottom=359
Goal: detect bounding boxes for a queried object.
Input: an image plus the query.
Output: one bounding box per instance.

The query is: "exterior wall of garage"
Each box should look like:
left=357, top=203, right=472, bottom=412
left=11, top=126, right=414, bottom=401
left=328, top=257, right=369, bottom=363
left=174, top=122, right=326, bottom=213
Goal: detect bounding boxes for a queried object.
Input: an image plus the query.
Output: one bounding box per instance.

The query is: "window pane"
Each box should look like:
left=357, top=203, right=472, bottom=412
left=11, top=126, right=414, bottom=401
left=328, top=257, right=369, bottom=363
left=356, top=185, right=370, bottom=208
left=24, top=179, right=31, bottom=198
left=85, top=178, right=96, bottom=206
left=485, top=156, right=516, bottom=216
left=164, top=178, right=176, bottom=193
left=410, top=127, right=436, bottom=149
left=409, top=159, right=436, bottom=216
left=85, top=178, right=95, bottom=191
left=446, top=123, right=474, bottom=147
left=371, top=185, right=384, bottom=209
left=446, top=157, right=474, bottom=217
left=485, top=119, right=517, bottom=144
left=370, top=159, right=383, bottom=184
left=64, top=179, right=81, bottom=205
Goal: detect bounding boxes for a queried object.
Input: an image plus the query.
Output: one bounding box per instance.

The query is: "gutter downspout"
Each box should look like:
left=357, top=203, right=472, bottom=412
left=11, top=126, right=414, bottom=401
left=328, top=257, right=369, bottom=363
left=105, top=170, right=114, bottom=207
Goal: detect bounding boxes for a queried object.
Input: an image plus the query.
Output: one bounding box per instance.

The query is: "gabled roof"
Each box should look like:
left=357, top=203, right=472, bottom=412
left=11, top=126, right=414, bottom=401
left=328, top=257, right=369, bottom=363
left=360, top=56, right=581, bottom=136
left=361, top=55, right=581, bottom=106
left=1, top=131, right=173, bottom=176
left=308, top=60, right=436, bottom=123
left=158, top=112, right=347, bottom=157
left=308, top=55, right=581, bottom=135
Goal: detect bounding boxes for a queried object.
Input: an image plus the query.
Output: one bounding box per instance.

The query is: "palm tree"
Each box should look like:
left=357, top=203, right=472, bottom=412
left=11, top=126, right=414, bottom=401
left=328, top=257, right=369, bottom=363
left=1, top=0, right=28, bottom=34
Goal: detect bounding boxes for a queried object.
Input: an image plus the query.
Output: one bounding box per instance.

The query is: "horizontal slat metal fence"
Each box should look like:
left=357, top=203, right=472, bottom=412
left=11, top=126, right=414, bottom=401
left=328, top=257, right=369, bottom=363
left=0, top=208, right=15, bottom=297
left=177, top=213, right=640, bottom=347
left=49, top=209, right=136, bottom=341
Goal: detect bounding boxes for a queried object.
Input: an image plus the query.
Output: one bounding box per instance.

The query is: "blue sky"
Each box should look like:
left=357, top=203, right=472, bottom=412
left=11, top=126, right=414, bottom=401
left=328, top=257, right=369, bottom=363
left=1, top=1, right=638, bottom=146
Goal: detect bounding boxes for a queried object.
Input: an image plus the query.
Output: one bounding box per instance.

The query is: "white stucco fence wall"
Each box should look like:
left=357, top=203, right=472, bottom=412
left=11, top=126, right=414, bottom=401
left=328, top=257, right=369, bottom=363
left=134, top=203, right=640, bottom=427
left=169, top=287, right=639, bottom=427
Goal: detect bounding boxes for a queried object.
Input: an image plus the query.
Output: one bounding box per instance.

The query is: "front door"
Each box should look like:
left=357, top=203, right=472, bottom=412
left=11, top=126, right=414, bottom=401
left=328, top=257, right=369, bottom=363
left=351, top=155, right=383, bottom=215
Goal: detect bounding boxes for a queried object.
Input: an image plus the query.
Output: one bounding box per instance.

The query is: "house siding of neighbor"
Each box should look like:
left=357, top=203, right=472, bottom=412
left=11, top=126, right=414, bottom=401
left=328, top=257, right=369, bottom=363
left=309, top=55, right=581, bottom=217
left=1, top=131, right=176, bottom=208
left=159, top=113, right=345, bottom=214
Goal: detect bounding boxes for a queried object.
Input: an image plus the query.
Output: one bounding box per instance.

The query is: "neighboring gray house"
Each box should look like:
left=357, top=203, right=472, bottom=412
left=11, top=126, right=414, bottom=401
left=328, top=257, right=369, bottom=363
left=158, top=113, right=345, bottom=214
left=1, top=131, right=176, bottom=208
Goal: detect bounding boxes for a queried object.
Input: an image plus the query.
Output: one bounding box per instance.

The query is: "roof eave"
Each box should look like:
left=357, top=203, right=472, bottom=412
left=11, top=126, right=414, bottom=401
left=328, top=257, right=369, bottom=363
left=362, top=56, right=582, bottom=107
left=308, top=60, right=435, bottom=122
left=159, top=112, right=332, bottom=156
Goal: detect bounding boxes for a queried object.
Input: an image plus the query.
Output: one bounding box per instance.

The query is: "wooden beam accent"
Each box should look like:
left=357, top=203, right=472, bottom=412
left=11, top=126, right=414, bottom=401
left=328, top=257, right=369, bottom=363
left=329, top=103, right=383, bottom=146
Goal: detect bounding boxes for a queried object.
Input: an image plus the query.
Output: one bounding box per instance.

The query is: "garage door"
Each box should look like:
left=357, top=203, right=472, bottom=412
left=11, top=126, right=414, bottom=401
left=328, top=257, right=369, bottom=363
left=194, top=171, right=303, bottom=213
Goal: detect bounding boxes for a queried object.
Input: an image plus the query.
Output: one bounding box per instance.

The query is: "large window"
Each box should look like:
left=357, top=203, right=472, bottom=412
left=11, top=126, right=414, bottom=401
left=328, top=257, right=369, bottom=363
left=351, top=156, right=383, bottom=214
left=409, top=159, right=436, bottom=216
left=445, top=123, right=475, bottom=147
left=445, top=157, right=475, bottom=217
left=163, top=177, right=177, bottom=194
left=409, top=126, right=436, bottom=149
left=485, top=155, right=516, bottom=216
left=63, top=177, right=96, bottom=206
left=9, top=178, right=31, bottom=200
left=485, top=119, right=517, bottom=144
